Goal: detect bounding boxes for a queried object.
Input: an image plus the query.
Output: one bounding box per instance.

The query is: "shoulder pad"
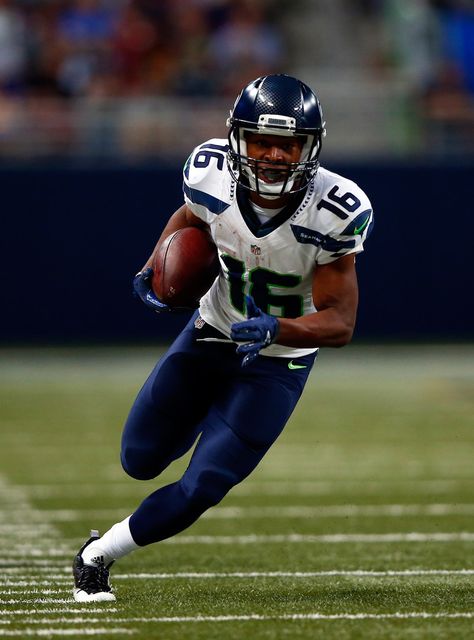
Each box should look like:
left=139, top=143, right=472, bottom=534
left=299, top=168, right=374, bottom=263
left=315, top=170, right=373, bottom=234
left=183, top=139, right=232, bottom=216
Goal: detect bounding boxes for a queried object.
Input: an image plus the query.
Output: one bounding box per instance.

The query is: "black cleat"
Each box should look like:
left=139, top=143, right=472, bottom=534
left=73, top=530, right=116, bottom=602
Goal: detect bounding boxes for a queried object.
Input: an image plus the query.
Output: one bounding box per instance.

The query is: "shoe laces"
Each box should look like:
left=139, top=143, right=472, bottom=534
left=77, top=562, right=111, bottom=593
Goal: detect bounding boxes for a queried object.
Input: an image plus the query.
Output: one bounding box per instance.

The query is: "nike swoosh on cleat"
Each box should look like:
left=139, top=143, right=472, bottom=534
left=288, top=361, right=307, bottom=370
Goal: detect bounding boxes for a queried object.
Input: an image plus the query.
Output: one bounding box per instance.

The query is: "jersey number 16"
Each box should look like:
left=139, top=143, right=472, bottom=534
left=222, top=255, right=303, bottom=318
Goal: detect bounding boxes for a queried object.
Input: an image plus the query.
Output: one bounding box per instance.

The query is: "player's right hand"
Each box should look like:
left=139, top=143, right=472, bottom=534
left=231, top=295, right=279, bottom=366
left=133, top=267, right=171, bottom=313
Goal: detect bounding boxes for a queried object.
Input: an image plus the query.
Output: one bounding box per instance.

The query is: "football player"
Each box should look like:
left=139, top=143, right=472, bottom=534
left=73, top=74, right=373, bottom=601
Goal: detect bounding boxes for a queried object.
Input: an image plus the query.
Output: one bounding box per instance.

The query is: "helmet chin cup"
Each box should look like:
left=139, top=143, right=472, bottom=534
left=243, top=161, right=297, bottom=198
left=256, top=176, right=296, bottom=199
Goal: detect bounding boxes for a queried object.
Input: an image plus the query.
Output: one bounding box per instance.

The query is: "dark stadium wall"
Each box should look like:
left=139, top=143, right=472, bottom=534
left=1, top=161, right=472, bottom=344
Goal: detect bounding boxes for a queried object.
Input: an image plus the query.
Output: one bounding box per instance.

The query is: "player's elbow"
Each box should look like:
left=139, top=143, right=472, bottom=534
left=332, top=322, right=354, bottom=347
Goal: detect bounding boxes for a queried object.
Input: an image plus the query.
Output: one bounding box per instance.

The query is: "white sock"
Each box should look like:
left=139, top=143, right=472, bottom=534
left=82, top=516, right=139, bottom=567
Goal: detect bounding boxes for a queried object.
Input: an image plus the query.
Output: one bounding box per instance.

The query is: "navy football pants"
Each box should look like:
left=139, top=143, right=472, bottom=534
left=122, top=312, right=316, bottom=546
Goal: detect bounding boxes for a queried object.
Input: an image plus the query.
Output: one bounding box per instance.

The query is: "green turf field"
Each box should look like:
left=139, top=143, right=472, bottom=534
left=0, top=344, right=473, bottom=639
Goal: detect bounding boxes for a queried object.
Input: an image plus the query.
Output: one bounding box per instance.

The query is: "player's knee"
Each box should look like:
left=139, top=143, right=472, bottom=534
left=181, top=470, right=233, bottom=508
left=120, top=446, right=166, bottom=481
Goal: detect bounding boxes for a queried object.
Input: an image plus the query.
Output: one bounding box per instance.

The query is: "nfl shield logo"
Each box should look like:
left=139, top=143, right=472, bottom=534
left=194, top=315, right=205, bottom=329
left=251, top=244, right=261, bottom=256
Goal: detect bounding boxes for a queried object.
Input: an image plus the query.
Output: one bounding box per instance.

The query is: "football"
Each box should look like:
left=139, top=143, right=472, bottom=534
left=152, top=227, right=219, bottom=309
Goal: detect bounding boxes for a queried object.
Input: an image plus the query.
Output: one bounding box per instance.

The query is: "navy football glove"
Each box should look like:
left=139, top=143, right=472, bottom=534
left=133, top=267, right=171, bottom=313
left=230, top=295, right=279, bottom=367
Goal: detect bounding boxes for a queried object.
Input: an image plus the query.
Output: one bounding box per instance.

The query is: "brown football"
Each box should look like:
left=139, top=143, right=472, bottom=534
left=151, top=227, right=219, bottom=309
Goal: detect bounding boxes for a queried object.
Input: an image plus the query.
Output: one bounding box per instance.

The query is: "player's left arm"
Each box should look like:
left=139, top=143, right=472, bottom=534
left=277, top=253, right=359, bottom=348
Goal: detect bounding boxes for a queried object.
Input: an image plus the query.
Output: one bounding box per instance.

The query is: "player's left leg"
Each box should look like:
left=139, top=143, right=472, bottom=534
left=120, top=314, right=230, bottom=481
left=128, top=350, right=317, bottom=545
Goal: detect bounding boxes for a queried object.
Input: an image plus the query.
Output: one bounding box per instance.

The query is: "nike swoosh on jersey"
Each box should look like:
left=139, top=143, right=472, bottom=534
left=354, top=217, right=370, bottom=235
left=288, top=360, right=307, bottom=370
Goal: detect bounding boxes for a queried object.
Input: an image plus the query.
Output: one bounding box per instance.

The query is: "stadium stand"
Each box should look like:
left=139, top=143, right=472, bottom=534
left=0, top=0, right=472, bottom=159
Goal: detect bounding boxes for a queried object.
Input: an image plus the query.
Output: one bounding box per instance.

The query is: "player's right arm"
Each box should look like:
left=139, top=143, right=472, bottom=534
left=134, top=138, right=225, bottom=312
left=133, top=204, right=208, bottom=313
left=140, top=204, right=208, bottom=272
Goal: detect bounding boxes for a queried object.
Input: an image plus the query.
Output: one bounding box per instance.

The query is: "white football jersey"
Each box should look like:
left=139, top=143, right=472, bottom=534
left=183, top=139, right=373, bottom=358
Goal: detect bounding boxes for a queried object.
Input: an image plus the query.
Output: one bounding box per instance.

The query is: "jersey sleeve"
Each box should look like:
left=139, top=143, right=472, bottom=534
left=315, top=180, right=374, bottom=265
left=182, top=139, right=232, bottom=225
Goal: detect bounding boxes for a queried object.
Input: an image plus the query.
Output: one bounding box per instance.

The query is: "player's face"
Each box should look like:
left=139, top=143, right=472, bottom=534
left=245, top=133, right=304, bottom=185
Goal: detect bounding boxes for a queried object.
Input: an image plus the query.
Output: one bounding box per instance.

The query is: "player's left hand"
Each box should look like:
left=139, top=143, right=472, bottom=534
left=231, top=295, right=279, bottom=366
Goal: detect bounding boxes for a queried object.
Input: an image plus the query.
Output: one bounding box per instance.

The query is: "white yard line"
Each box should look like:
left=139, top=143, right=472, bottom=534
left=3, top=531, right=474, bottom=560
left=169, top=611, right=474, bottom=622
left=111, top=569, right=474, bottom=579
left=0, top=525, right=53, bottom=533
left=1, top=564, right=69, bottom=570
left=2, top=569, right=472, bottom=591
left=0, top=629, right=134, bottom=637
left=14, top=611, right=474, bottom=625
left=202, top=504, right=474, bottom=518
left=0, top=581, right=70, bottom=588
left=125, top=612, right=474, bottom=623
left=0, top=590, right=65, bottom=595
left=0, top=475, right=83, bottom=630
left=8, top=478, right=473, bottom=499
left=0, top=599, right=77, bottom=606
left=0, top=610, right=118, bottom=617
left=12, top=612, right=470, bottom=625
left=161, top=532, right=474, bottom=545
left=0, top=571, right=72, bottom=593
left=234, top=479, right=474, bottom=496
left=1, top=471, right=473, bottom=635
left=3, top=503, right=474, bottom=522
left=0, top=477, right=61, bottom=542
left=0, top=548, right=72, bottom=556
left=2, top=530, right=473, bottom=560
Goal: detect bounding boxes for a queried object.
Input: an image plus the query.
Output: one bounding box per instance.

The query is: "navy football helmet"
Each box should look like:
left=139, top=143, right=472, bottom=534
left=227, top=74, right=326, bottom=198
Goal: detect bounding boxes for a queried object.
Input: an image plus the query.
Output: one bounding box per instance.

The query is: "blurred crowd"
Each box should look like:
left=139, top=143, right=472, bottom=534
left=0, top=0, right=472, bottom=158
left=0, top=0, right=283, bottom=99
left=358, top=0, right=474, bottom=152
